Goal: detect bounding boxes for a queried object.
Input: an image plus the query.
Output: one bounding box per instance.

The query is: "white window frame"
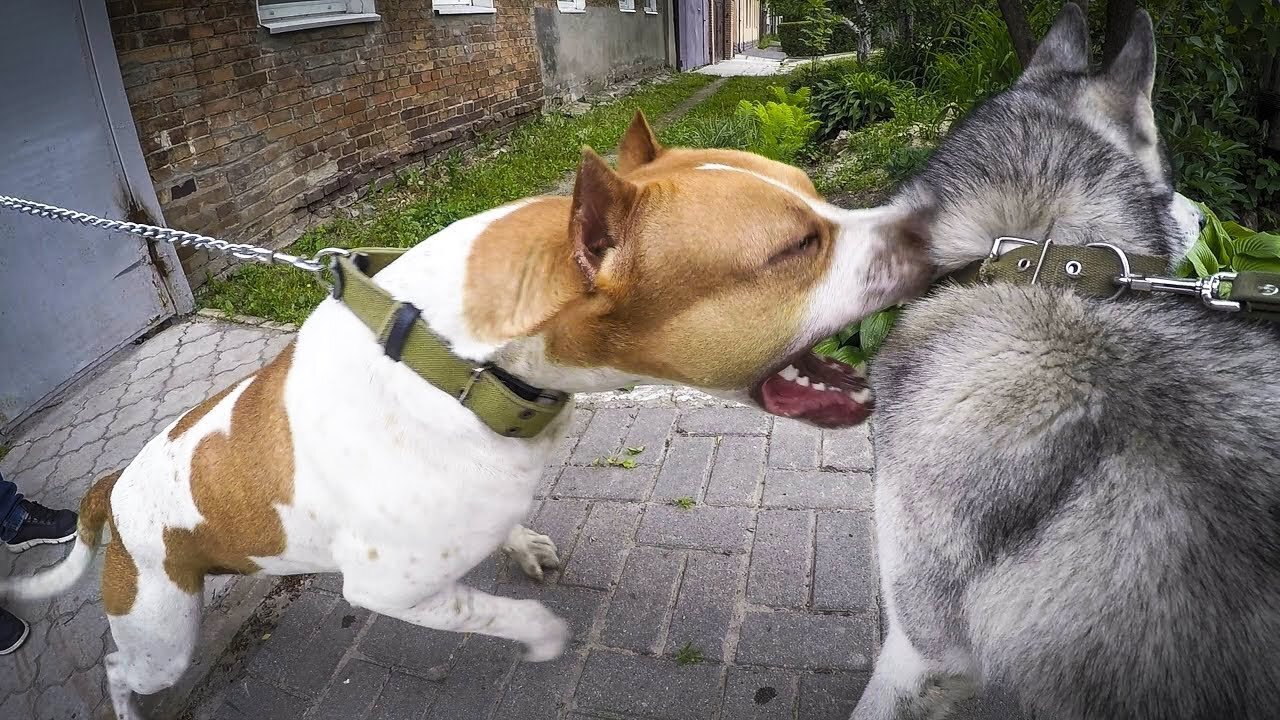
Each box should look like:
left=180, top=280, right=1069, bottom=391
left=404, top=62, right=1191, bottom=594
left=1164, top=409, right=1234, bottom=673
left=644, top=0, right=657, bottom=13
left=619, top=0, right=636, bottom=12
left=557, top=0, right=586, bottom=13
left=434, top=0, right=496, bottom=15
left=257, top=0, right=381, bottom=34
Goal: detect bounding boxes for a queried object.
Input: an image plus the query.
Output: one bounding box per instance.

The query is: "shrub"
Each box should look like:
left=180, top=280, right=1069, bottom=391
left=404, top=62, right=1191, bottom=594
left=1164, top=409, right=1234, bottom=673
left=735, top=99, right=820, bottom=163
left=829, top=20, right=860, bottom=54
left=809, top=71, right=899, bottom=138
left=778, top=21, right=826, bottom=56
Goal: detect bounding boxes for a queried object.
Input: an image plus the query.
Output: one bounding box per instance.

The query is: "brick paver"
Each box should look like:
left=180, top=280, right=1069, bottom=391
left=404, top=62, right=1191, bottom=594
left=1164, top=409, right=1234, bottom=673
left=0, top=317, right=293, bottom=720
left=1, top=315, right=1022, bottom=720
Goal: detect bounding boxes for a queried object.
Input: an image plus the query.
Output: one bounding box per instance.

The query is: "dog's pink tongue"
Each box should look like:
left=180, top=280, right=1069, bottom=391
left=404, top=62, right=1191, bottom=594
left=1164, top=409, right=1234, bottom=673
left=759, top=374, right=870, bottom=428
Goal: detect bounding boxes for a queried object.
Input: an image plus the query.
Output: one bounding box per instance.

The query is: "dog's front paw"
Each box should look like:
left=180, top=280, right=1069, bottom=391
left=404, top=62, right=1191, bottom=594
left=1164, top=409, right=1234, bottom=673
left=523, top=613, right=570, bottom=662
left=502, top=525, right=561, bottom=581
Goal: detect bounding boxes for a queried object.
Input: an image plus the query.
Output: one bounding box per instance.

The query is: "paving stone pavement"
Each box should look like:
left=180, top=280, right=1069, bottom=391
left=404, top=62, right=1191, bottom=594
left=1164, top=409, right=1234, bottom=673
left=0, top=317, right=295, bottom=720
left=1, top=315, right=1025, bottom=720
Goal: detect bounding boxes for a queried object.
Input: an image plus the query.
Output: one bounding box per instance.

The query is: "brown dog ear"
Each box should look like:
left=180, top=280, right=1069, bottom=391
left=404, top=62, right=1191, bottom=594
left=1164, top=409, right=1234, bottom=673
left=616, top=110, right=663, bottom=174
left=570, top=147, right=639, bottom=287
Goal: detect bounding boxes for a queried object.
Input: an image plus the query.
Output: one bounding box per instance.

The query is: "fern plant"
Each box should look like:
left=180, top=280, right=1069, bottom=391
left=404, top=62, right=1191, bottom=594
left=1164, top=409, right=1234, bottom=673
left=734, top=100, right=820, bottom=164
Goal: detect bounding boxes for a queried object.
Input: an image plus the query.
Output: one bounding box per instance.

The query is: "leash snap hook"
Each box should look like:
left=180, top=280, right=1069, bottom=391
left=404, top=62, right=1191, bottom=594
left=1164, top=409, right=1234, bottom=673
left=1201, top=272, right=1241, bottom=312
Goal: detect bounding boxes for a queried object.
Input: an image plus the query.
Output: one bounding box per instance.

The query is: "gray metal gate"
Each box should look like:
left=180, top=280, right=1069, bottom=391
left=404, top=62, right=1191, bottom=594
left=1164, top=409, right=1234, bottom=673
left=0, top=0, right=192, bottom=431
left=677, top=0, right=710, bottom=70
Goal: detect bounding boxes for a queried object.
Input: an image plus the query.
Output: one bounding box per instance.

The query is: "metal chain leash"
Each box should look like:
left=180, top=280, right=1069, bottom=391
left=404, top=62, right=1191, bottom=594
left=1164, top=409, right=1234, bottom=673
left=0, top=195, right=349, bottom=274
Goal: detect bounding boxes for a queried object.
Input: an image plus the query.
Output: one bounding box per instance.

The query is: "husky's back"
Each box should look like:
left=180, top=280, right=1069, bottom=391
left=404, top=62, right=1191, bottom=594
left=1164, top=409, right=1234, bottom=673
left=860, top=5, right=1280, bottom=719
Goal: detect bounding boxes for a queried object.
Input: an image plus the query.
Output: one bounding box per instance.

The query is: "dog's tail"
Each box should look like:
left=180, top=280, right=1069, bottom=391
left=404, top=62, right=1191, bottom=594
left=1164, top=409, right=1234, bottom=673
left=0, top=469, right=121, bottom=601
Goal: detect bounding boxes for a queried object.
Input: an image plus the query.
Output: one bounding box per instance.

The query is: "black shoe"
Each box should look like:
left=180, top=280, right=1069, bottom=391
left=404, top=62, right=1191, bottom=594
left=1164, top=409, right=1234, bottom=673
left=0, top=607, right=30, bottom=655
left=5, top=500, right=77, bottom=552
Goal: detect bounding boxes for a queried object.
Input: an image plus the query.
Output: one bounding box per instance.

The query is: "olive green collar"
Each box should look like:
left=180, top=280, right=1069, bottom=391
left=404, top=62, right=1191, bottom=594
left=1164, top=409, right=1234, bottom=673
left=949, top=236, right=1280, bottom=322
left=330, top=248, right=570, bottom=439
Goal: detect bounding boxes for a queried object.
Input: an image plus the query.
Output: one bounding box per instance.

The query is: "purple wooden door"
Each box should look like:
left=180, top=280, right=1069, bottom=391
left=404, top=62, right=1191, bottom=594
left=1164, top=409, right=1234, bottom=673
left=678, top=0, right=709, bottom=70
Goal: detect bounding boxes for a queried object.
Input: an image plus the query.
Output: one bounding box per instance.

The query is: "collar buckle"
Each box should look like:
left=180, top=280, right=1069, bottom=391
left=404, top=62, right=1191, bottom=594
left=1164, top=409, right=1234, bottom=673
left=458, top=366, right=488, bottom=404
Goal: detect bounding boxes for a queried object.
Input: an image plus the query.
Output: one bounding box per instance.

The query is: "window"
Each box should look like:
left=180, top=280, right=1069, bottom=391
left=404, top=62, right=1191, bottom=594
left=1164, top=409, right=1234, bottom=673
left=433, top=0, right=496, bottom=15
left=557, top=0, right=586, bottom=13
left=257, top=0, right=380, bottom=33
left=644, top=0, right=657, bottom=13
left=619, top=0, right=636, bottom=12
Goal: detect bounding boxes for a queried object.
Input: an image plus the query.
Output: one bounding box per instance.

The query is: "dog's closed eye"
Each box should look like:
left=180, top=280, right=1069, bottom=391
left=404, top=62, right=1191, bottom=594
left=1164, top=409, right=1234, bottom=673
left=768, top=233, right=822, bottom=265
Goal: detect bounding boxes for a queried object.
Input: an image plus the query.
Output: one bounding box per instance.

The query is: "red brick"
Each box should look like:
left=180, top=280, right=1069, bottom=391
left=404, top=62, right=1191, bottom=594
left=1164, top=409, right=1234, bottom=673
left=110, top=0, right=547, bottom=285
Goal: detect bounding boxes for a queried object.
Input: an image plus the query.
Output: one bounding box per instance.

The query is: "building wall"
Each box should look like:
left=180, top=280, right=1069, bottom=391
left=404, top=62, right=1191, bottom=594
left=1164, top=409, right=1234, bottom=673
left=108, top=0, right=547, bottom=289
left=533, top=3, right=668, bottom=105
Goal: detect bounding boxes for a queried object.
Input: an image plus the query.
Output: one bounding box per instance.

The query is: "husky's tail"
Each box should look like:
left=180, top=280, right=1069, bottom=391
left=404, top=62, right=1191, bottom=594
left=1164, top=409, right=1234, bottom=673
left=0, top=470, right=121, bottom=601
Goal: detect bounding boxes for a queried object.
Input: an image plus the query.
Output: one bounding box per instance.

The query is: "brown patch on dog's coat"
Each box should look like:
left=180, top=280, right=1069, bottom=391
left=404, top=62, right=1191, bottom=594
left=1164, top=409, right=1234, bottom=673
left=80, top=470, right=140, bottom=616
left=162, top=342, right=297, bottom=594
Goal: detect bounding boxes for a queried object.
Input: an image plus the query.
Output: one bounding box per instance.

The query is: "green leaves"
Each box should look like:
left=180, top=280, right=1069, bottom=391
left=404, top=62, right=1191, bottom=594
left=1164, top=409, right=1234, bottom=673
left=812, top=307, right=901, bottom=368
left=1176, top=201, right=1280, bottom=278
left=734, top=99, right=820, bottom=164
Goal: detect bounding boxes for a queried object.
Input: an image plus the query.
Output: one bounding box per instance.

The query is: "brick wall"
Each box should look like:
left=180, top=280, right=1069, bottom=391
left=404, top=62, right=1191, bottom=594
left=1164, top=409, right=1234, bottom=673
left=108, top=0, right=547, bottom=289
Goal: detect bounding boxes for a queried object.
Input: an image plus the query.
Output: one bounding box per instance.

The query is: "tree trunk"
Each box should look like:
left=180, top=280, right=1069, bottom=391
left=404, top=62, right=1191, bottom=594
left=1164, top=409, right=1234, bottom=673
left=997, top=0, right=1036, bottom=68
left=1265, top=52, right=1280, bottom=153
left=1102, top=0, right=1138, bottom=66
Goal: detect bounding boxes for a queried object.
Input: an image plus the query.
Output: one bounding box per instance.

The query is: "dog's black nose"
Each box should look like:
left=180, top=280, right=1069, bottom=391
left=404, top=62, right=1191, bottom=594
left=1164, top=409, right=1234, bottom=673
left=1199, top=212, right=1208, bottom=230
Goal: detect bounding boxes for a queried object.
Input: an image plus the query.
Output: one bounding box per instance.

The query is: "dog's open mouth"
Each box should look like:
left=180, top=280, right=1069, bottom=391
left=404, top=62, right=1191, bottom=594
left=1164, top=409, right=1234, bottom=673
left=751, top=351, right=872, bottom=428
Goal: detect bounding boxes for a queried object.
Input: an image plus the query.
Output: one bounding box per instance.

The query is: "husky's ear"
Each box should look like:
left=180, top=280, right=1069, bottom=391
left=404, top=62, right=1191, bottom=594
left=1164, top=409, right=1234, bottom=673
left=616, top=111, right=664, bottom=175
left=1106, top=10, right=1156, bottom=99
left=1023, top=2, right=1089, bottom=78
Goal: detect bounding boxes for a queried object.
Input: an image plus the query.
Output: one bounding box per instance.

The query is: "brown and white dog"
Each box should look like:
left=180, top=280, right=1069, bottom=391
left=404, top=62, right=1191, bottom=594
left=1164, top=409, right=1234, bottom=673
left=1, top=112, right=931, bottom=720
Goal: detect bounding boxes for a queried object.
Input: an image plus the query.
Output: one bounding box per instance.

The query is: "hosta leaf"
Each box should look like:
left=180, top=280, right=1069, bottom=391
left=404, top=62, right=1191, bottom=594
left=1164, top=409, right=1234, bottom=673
left=1231, top=255, right=1280, bottom=273
left=832, top=345, right=867, bottom=368
left=1232, top=232, right=1280, bottom=260
left=1185, top=239, right=1221, bottom=277
left=859, top=307, right=901, bottom=355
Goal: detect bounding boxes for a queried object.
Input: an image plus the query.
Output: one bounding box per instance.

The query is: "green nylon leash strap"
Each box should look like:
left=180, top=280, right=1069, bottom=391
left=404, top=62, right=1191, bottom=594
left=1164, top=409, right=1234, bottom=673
left=331, top=247, right=569, bottom=439
left=949, top=241, right=1280, bottom=323
left=1229, top=271, right=1280, bottom=323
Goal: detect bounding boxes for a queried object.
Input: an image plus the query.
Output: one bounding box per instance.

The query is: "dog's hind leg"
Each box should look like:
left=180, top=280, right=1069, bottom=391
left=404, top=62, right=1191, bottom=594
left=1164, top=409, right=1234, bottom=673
left=103, top=563, right=201, bottom=720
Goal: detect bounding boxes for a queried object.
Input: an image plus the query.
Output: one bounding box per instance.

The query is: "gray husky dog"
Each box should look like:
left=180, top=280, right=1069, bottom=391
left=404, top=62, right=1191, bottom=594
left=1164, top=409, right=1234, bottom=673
left=855, top=4, right=1280, bottom=720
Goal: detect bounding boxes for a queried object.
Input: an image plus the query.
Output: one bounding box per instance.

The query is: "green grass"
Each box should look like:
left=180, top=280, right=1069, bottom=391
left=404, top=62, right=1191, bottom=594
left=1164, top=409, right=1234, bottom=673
left=198, top=73, right=714, bottom=325
left=671, top=496, right=696, bottom=510
left=659, top=76, right=782, bottom=150
left=674, top=641, right=704, bottom=665
left=0, top=444, right=8, bottom=463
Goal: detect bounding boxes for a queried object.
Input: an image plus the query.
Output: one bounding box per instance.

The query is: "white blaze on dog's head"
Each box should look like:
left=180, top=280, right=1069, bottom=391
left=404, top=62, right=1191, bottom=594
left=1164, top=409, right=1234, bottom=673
left=460, top=112, right=932, bottom=427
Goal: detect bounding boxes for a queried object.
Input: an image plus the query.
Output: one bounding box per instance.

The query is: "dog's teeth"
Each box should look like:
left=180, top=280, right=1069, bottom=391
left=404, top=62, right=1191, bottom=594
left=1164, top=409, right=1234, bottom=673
left=796, top=376, right=811, bottom=387
left=812, top=382, right=826, bottom=391
left=779, top=365, right=800, bottom=381
left=848, top=388, right=872, bottom=404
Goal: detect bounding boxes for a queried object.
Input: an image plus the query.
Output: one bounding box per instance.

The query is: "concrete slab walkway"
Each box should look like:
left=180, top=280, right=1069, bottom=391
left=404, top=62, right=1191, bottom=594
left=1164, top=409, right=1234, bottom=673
left=695, top=52, right=859, bottom=78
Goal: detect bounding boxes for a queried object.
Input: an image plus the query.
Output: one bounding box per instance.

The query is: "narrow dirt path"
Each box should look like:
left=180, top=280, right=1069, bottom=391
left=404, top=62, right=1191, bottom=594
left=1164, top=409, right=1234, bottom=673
left=550, top=76, right=728, bottom=195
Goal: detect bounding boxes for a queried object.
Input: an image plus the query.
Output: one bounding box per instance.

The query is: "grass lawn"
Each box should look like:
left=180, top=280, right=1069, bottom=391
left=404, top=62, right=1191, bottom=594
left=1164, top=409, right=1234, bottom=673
left=199, top=73, right=714, bottom=325
left=659, top=76, right=782, bottom=149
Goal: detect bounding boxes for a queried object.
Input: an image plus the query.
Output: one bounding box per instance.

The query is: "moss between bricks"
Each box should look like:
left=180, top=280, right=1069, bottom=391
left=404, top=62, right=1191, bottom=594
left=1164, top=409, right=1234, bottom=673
left=197, top=74, right=714, bottom=326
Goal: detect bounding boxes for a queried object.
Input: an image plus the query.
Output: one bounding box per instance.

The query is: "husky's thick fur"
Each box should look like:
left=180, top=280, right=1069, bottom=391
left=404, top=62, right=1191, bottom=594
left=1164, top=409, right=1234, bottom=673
left=856, top=5, right=1280, bottom=720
